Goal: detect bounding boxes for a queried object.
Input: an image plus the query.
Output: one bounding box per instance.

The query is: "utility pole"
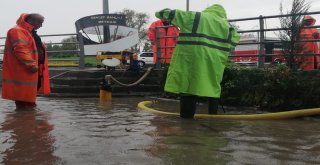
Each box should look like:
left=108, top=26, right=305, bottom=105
left=103, top=0, right=110, bottom=43
left=186, top=0, right=190, bottom=11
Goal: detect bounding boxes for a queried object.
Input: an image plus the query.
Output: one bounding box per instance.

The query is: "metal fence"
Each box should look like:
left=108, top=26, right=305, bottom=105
left=153, top=11, right=320, bottom=69
left=0, top=33, right=81, bottom=67
left=1, top=11, right=320, bottom=69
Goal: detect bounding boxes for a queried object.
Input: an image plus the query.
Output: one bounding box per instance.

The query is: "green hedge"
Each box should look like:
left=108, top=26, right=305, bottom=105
left=0, top=69, right=2, bottom=86
left=221, top=65, right=320, bottom=111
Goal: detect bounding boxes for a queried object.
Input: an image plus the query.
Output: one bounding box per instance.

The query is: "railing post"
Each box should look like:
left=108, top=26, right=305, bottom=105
left=155, top=27, right=162, bottom=69
left=77, top=32, right=85, bottom=69
left=258, top=15, right=265, bottom=68
left=186, top=0, right=190, bottom=11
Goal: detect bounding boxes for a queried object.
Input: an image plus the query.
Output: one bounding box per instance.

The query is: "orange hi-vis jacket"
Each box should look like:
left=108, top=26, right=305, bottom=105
left=299, top=16, right=320, bottom=70
left=148, top=20, right=179, bottom=64
left=2, top=13, right=50, bottom=103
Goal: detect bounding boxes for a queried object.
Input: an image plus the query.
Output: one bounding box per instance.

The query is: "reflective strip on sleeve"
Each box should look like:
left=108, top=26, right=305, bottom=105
left=23, top=60, right=36, bottom=64
left=11, top=39, right=28, bottom=46
left=3, top=79, right=38, bottom=86
left=29, top=50, right=37, bottom=53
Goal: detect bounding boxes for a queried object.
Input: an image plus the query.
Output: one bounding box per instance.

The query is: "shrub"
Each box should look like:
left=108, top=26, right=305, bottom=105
left=221, top=65, right=320, bottom=110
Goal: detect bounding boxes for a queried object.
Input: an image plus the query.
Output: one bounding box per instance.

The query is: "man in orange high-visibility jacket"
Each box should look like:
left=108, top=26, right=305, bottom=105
left=298, top=16, right=320, bottom=70
left=148, top=19, right=179, bottom=64
left=2, top=13, right=51, bottom=109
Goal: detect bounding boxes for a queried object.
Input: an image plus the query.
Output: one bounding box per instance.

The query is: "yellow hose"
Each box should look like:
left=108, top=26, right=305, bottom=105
left=138, top=101, right=320, bottom=120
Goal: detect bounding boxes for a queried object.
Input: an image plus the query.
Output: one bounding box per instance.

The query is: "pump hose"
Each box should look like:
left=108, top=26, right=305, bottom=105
left=105, top=67, right=153, bottom=87
left=50, top=67, right=152, bottom=87
left=138, top=101, right=320, bottom=120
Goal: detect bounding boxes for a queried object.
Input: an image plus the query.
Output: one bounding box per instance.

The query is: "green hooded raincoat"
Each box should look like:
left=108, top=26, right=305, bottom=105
left=156, top=4, right=240, bottom=98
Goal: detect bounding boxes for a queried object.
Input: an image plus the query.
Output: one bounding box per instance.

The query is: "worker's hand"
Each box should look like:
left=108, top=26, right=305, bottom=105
left=155, top=8, right=171, bottom=19
left=28, top=66, right=38, bottom=73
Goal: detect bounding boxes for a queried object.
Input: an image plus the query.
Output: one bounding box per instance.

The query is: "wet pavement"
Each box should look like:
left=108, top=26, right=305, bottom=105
left=1, top=97, right=320, bottom=165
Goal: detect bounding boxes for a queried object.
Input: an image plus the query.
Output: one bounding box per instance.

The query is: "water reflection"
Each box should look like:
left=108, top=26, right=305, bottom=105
left=144, top=100, right=320, bottom=165
left=220, top=120, right=320, bottom=164
left=0, top=97, right=320, bottom=164
left=0, top=109, right=60, bottom=165
left=146, top=117, right=230, bottom=165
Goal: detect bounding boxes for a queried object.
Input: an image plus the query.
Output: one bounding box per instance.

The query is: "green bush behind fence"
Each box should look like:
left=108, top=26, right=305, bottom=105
left=222, top=65, right=320, bottom=111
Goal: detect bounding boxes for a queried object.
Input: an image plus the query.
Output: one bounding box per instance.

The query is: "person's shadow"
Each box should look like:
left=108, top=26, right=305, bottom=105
left=1, top=109, right=60, bottom=164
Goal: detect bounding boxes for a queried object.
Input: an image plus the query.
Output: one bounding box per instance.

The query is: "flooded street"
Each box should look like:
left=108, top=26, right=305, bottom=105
left=1, top=97, right=320, bottom=165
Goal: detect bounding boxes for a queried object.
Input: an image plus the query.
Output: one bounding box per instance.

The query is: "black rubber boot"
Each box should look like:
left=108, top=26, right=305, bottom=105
left=180, top=96, right=197, bottom=119
left=208, top=98, right=219, bottom=114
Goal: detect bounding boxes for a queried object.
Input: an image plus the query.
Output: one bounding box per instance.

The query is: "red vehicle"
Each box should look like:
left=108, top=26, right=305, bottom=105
left=233, top=36, right=285, bottom=64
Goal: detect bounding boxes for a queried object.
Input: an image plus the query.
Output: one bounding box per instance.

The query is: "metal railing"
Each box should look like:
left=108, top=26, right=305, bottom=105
left=152, top=11, right=320, bottom=69
left=1, top=11, right=319, bottom=69
left=154, top=25, right=178, bottom=69
left=0, top=33, right=81, bottom=67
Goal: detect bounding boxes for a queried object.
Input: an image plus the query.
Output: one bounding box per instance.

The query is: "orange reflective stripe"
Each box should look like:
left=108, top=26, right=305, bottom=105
left=3, top=79, right=37, bottom=86
left=23, top=60, right=36, bottom=64
left=11, top=39, right=28, bottom=46
left=29, top=50, right=37, bottom=53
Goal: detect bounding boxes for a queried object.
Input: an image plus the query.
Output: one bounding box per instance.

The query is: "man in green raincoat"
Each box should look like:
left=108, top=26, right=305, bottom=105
left=156, top=4, right=240, bottom=118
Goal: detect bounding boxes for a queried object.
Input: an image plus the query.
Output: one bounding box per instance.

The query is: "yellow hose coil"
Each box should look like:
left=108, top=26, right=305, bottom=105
left=138, top=101, right=320, bottom=120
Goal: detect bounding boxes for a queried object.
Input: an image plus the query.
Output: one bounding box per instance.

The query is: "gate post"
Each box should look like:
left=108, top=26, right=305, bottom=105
left=258, top=15, right=265, bottom=68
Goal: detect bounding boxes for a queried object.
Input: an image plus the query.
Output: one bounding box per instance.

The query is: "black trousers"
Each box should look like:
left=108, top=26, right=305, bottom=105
left=180, top=95, right=219, bottom=119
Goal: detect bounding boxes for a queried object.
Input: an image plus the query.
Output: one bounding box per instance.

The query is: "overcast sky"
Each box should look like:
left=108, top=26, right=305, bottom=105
left=1, top=0, right=320, bottom=43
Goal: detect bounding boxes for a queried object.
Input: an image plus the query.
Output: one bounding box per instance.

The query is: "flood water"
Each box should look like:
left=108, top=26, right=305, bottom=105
left=1, top=97, right=320, bottom=165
